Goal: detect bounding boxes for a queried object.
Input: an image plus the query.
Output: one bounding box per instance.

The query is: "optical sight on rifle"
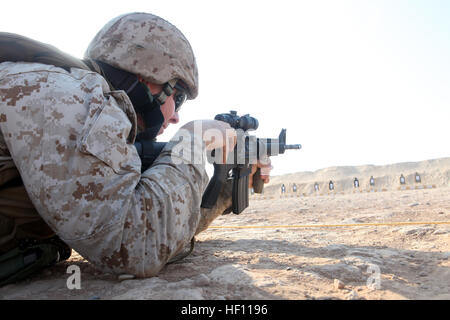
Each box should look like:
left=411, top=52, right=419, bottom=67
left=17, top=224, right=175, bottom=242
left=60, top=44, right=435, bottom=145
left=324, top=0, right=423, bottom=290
left=201, top=111, right=301, bottom=214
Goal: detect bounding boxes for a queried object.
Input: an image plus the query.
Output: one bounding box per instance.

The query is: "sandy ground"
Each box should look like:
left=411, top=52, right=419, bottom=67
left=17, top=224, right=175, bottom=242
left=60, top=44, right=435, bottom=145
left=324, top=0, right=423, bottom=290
left=1, top=185, right=449, bottom=300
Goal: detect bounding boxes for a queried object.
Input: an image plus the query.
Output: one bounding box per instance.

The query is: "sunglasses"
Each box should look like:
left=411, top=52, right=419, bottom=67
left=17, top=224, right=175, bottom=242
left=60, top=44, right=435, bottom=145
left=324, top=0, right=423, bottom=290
left=151, top=80, right=188, bottom=112
left=173, top=83, right=187, bottom=112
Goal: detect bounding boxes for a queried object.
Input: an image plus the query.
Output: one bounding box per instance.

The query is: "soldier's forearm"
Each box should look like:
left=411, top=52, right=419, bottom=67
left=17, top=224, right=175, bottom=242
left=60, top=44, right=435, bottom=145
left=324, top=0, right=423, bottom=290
left=195, top=179, right=233, bottom=235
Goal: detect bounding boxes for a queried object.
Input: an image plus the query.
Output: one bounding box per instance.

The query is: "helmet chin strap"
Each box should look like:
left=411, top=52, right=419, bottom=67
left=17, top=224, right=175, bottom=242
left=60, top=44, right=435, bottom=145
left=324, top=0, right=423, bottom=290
left=94, top=60, right=164, bottom=141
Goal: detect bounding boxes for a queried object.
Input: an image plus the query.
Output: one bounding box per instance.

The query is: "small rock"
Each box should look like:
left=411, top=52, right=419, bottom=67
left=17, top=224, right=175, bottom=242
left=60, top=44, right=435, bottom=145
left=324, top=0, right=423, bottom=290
left=314, top=263, right=365, bottom=283
left=438, top=211, right=444, bottom=214
left=286, top=267, right=292, bottom=271
left=441, top=252, right=450, bottom=260
left=409, top=203, right=419, bottom=207
left=118, top=274, right=136, bottom=281
left=316, top=296, right=339, bottom=300
left=403, top=227, right=434, bottom=236
left=346, top=290, right=359, bottom=300
left=418, top=272, right=427, bottom=277
left=405, top=229, right=417, bottom=235
left=258, top=257, right=274, bottom=264
left=193, top=274, right=210, bottom=286
left=334, top=279, right=345, bottom=290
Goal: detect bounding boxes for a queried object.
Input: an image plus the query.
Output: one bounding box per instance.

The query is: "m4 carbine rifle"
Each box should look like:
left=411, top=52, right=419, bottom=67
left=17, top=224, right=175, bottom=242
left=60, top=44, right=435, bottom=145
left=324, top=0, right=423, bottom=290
left=134, top=111, right=301, bottom=214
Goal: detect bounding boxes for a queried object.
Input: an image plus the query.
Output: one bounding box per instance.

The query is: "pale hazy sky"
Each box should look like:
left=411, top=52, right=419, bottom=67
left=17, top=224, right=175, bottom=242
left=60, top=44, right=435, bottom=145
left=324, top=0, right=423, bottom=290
left=2, top=0, right=449, bottom=175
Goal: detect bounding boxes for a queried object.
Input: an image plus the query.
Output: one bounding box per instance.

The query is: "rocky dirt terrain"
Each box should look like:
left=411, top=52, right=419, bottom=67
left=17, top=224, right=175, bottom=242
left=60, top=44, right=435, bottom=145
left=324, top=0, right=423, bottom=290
left=1, top=158, right=449, bottom=300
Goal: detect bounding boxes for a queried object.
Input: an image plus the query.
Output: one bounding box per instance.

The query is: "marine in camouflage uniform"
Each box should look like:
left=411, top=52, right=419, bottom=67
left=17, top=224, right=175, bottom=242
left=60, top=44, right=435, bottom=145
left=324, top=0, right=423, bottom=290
left=0, top=13, right=233, bottom=277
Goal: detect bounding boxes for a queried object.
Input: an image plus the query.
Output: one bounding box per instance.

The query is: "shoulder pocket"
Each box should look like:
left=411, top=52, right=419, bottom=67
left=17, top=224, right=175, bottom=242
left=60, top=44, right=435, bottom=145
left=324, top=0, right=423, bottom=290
left=77, top=90, right=140, bottom=174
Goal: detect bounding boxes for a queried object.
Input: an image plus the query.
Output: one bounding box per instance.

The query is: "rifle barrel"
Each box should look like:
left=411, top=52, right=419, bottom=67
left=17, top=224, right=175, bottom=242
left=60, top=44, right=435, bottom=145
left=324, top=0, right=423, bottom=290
left=285, top=144, right=302, bottom=150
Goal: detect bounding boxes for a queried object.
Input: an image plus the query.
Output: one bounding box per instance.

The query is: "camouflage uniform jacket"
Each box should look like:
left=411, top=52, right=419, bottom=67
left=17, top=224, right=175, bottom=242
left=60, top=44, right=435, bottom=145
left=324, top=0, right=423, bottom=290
left=0, top=62, right=231, bottom=277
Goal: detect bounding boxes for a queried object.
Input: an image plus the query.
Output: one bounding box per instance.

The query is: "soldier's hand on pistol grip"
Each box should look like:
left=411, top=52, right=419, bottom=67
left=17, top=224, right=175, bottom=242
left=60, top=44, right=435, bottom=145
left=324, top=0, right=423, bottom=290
left=249, top=158, right=272, bottom=192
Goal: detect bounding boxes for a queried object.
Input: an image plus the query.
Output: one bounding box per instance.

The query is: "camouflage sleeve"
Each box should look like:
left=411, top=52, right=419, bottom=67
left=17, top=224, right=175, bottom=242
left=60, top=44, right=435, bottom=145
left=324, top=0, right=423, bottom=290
left=196, top=179, right=233, bottom=235
left=0, top=62, right=228, bottom=277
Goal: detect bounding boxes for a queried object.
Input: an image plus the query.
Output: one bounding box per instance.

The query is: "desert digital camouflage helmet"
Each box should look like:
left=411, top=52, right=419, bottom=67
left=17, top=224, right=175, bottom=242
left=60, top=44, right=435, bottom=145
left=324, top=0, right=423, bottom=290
left=84, top=12, right=199, bottom=100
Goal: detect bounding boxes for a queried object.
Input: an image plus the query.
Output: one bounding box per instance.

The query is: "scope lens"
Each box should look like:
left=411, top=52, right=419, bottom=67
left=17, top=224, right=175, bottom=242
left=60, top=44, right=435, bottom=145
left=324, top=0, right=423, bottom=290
left=240, top=116, right=258, bottom=131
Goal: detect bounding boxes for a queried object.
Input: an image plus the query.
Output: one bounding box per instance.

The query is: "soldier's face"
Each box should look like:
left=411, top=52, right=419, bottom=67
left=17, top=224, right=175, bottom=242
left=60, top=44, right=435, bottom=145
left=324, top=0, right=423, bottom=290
left=158, top=92, right=180, bottom=135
